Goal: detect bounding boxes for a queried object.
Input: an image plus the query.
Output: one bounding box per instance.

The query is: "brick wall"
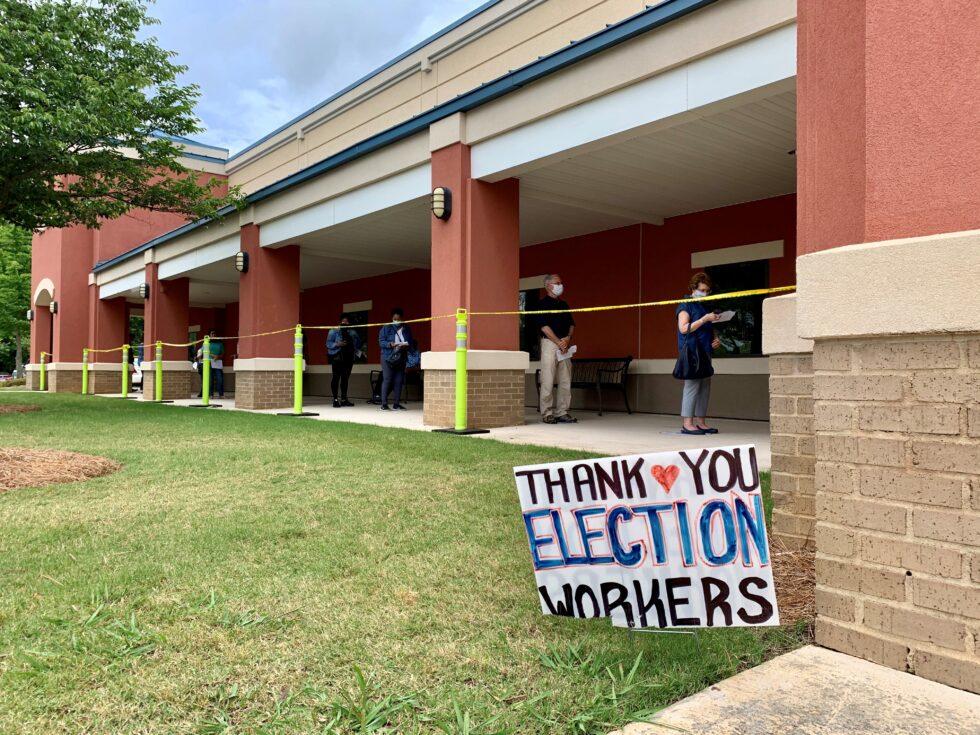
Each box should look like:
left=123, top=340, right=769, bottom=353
left=47, top=369, right=83, bottom=394
left=141, top=370, right=194, bottom=401
left=235, top=370, right=293, bottom=410
left=769, top=353, right=816, bottom=550
left=423, top=369, right=525, bottom=429
left=26, top=370, right=39, bottom=391
left=813, top=334, right=980, bottom=692
left=88, top=369, right=123, bottom=395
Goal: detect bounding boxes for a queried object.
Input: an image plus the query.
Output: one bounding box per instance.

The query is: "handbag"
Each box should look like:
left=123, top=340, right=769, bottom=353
left=672, top=332, right=714, bottom=380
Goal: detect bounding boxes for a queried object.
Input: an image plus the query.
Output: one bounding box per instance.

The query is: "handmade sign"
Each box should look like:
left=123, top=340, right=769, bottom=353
left=514, top=445, right=779, bottom=629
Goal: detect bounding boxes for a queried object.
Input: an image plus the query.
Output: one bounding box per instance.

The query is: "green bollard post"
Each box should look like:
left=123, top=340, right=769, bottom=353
left=120, top=344, right=132, bottom=398
left=433, top=307, right=487, bottom=435
left=82, top=349, right=89, bottom=395
left=278, top=324, right=318, bottom=416
left=190, top=337, right=218, bottom=408
left=39, top=352, right=47, bottom=392
left=154, top=341, right=173, bottom=403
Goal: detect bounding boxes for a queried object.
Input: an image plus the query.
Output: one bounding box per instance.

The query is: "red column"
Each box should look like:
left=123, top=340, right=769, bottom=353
left=144, top=263, right=190, bottom=360
left=30, top=307, right=52, bottom=364
left=430, top=143, right=520, bottom=351
left=237, top=224, right=300, bottom=358
left=798, top=0, right=980, bottom=254
left=88, top=284, right=128, bottom=352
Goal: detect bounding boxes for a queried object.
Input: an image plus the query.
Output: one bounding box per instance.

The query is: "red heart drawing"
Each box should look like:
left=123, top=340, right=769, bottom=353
left=650, top=464, right=680, bottom=493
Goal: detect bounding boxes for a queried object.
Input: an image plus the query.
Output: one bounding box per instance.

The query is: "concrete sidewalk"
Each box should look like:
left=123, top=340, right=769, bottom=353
left=613, top=645, right=980, bottom=735
left=114, top=393, right=773, bottom=467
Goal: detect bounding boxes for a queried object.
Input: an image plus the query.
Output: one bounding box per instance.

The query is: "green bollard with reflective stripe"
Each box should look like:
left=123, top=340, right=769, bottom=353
left=433, top=307, right=487, bottom=435
left=39, top=352, right=47, bottom=391
left=121, top=345, right=129, bottom=397
left=81, top=349, right=89, bottom=395
left=277, top=324, right=318, bottom=417
left=201, top=337, right=211, bottom=406
left=155, top=341, right=164, bottom=402
left=455, top=308, right=468, bottom=431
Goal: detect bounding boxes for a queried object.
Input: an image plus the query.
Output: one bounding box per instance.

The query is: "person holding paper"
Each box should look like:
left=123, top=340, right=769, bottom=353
left=535, top=274, right=577, bottom=424
left=378, top=307, right=413, bottom=411
left=327, top=313, right=361, bottom=408
left=676, top=272, right=722, bottom=435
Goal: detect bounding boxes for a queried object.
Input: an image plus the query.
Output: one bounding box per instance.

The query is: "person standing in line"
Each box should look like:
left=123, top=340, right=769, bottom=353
left=378, top=307, right=413, bottom=410
left=535, top=274, right=577, bottom=424
left=327, top=313, right=360, bottom=408
left=208, top=331, right=225, bottom=398
left=676, top=272, right=721, bottom=435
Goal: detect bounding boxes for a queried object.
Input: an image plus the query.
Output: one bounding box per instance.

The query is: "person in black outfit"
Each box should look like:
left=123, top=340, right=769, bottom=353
left=534, top=274, right=577, bottom=423
left=327, top=314, right=361, bottom=407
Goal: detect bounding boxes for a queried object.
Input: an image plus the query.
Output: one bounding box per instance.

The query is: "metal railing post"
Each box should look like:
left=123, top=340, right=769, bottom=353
left=121, top=345, right=129, bottom=397
left=278, top=325, right=318, bottom=417
left=155, top=341, right=164, bottom=402
left=81, top=349, right=89, bottom=395
left=455, top=308, right=468, bottom=431
left=39, top=352, right=47, bottom=391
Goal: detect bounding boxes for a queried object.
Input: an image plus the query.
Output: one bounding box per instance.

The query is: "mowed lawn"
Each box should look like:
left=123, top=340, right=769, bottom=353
left=0, top=393, right=806, bottom=734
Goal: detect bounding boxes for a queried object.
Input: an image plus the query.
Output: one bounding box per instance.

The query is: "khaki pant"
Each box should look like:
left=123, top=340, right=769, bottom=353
left=539, top=338, right=571, bottom=418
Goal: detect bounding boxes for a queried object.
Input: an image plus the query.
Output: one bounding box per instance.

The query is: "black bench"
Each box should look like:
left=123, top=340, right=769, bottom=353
left=535, top=356, right=633, bottom=416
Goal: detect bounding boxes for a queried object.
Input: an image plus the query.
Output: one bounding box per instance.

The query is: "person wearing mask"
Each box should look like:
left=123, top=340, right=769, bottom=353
left=675, top=272, right=721, bottom=435
left=378, top=307, right=413, bottom=410
left=209, top=331, right=225, bottom=398
left=327, top=313, right=361, bottom=408
left=535, top=274, right=577, bottom=424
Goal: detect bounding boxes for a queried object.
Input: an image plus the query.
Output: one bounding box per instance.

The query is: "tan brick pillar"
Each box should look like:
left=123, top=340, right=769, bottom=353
left=421, top=350, right=528, bottom=429
left=762, top=294, right=816, bottom=550
left=799, top=230, right=980, bottom=693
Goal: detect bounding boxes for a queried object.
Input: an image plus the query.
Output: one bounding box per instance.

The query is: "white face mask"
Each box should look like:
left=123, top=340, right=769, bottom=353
left=693, top=289, right=708, bottom=298
left=550, top=283, right=564, bottom=297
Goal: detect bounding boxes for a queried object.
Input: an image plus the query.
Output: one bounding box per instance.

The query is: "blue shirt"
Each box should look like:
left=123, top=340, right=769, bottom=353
left=676, top=299, right=714, bottom=353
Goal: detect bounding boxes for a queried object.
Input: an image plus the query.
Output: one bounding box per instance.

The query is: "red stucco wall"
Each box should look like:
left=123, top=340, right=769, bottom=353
left=798, top=0, right=980, bottom=253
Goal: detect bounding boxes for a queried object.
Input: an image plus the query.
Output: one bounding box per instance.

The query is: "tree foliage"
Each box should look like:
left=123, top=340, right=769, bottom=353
left=0, top=222, right=30, bottom=373
left=0, top=0, right=238, bottom=231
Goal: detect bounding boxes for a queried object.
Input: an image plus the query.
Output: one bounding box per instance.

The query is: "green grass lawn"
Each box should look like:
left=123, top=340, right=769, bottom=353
left=0, top=393, right=805, bottom=734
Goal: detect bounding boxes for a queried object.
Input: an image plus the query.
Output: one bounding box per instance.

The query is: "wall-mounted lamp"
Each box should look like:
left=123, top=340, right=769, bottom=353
left=138, top=282, right=150, bottom=300
left=235, top=251, right=249, bottom=273
left=431, top=187, right=452, bottom=221
left=49, top=301, right=58, bottom=314
left=26, top=309, right=34, bottom=322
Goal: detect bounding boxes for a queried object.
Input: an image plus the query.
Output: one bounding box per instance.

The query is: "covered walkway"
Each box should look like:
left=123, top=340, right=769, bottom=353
left=116, top=394, right=773, bottom=468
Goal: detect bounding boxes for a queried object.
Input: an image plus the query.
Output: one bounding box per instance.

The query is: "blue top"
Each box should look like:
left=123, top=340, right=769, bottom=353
left=676, top=299, right=714, bottom=353
left=327, top=328, right=362, bottom=359
left=379, top=323, right=414, bottom=364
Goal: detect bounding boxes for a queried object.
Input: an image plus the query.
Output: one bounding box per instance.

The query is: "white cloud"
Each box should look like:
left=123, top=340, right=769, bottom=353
left=147, top=0, right=489, bottom=154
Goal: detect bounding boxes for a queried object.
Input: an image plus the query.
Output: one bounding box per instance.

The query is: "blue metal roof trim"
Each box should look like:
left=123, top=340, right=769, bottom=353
left=226, top=0, right=506, bottom=163
left=151, top=131, right=230, bottom=154
left=92, top=0, right=717, bottom=274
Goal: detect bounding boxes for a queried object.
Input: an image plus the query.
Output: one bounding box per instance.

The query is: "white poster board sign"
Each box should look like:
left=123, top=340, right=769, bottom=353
left=514, top=445, right=779, bottom=629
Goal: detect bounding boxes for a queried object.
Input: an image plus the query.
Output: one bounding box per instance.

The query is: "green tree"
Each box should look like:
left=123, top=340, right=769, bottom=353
left=0, top=0, right=238, bottom=232
left=0, top=223, right=30, bottom=375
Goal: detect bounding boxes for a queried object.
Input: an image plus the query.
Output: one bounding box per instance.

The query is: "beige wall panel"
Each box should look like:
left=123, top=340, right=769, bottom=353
left=466, top=0, right=796, bottom=142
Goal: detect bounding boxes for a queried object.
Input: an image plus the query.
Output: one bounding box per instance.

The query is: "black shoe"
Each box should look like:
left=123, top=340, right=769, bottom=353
left=697, top=426, right=719, bottom=434
left=380, top=404, right=390, bottom=411
left=333, top=398, right=341, bottom=408
left=681, top=427, right=706, bottom=435
left=393, top=403, right=407, bottom=410
left=341, top=399, right=354, bottom=407
left=555, top=414, right=578, bottom=424
left=542, top=415, right=557, bottom=424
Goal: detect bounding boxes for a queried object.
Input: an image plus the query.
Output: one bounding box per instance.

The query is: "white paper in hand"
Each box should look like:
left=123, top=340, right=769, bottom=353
left=715, top=310, right=736, bottom=323
left=557, top=345, right=577, bottom=362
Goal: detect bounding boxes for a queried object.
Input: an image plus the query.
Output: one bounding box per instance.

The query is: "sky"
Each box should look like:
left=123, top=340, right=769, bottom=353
left=146, top=0, right=491, bottom=155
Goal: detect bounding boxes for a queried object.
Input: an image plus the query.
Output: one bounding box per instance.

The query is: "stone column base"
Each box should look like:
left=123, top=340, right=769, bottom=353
left=47, top=364, right=85, bottom=393
left=234, top=358, right=295, bottom=410
left=799, top=229, right=980, bottom=694
left=421, top=351, right=529, bottom=429
left=88, top=363, right=127, bottom=395
left=763, top=294, right=817, bottom=551
left=140, top=363, right=194, bottom=401
left=25, top=365, right=40, bottom=391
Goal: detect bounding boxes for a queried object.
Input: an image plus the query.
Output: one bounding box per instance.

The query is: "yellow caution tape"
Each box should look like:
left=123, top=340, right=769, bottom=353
left=85, top=286, right=794, bottom=354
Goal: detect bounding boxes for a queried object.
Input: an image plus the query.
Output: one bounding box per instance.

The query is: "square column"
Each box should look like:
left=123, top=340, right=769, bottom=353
left=799, top=2, right=980, bottom=691
left=424, top=141, right=527, bottom=429
left=86, top=284, right=129, bottom=394
left=142, top=264, right=193, bottom=400
left=234, top=224, right=300, bottom=410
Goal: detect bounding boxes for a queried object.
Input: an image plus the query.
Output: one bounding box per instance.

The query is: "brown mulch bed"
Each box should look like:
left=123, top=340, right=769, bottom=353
left=771, top=539, right=816, bottom=628
left=0, top=448, right=121, bottom=491
left=0, top=404, right=40, bottom=415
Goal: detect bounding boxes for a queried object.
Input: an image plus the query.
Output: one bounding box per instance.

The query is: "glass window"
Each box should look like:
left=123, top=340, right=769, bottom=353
left=704, top=260, right=768, bottom=357
left=519, top=289, right=542, bottom=361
